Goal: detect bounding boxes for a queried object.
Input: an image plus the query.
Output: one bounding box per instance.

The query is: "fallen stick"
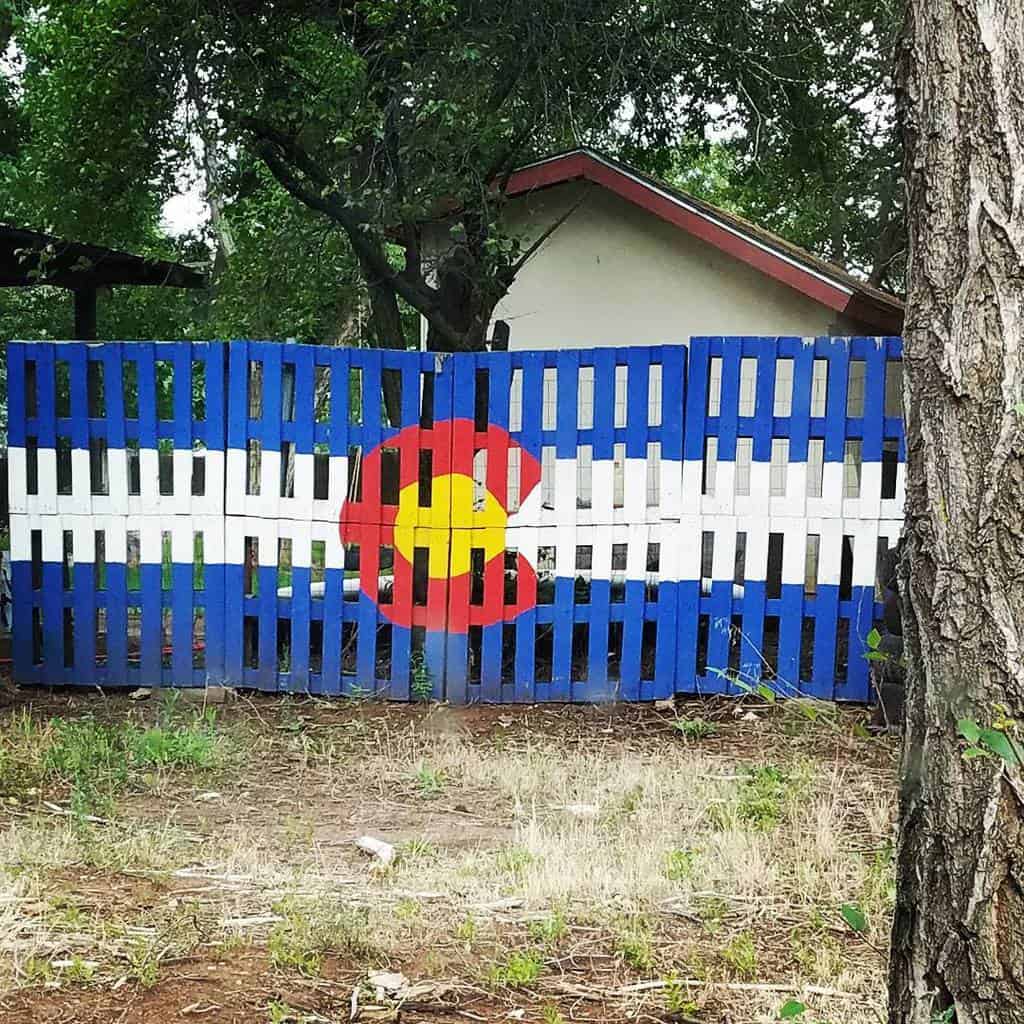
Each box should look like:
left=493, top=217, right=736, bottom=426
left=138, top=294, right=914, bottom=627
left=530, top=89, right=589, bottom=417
left=552, top=978, right=861, bottom=1000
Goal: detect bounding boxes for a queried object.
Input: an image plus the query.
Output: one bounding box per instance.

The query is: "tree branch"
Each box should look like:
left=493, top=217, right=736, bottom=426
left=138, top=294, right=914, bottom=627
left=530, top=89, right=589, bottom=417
left=244, top=118, right=468, bottom=348
left=499, top=190, right=590, bottom=287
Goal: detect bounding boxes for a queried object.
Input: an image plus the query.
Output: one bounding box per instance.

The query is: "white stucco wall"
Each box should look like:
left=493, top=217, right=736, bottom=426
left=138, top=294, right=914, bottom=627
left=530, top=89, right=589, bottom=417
left=477, top=182, right=859, bottom=350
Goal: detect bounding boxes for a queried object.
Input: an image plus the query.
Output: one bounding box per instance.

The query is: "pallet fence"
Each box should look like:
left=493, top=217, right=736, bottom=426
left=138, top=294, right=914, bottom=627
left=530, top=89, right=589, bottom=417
left=6, top=337, right=904, bottom=702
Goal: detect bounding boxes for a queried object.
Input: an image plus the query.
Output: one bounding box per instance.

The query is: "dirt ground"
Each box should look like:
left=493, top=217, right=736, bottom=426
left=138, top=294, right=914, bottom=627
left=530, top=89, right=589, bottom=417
left=0, top=688, right=899, bottom=1023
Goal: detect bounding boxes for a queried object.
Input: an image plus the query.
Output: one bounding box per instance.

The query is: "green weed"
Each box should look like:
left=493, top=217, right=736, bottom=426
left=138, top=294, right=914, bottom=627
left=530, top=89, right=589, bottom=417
left=664, top=846, right=699, bottom=882
left=410, top=652, right=433, bottom=702
left=489, top=948, right=543, bottom=988
left=528, top=906, right=568, bottom=947
left=672, top=717, right=718, bottom=741
left=615, top=920, right=656, bottom=973
left=542, top=1006, right=567, bottom=1024
left=21, top=956, right=56, bottom=985
left=496, top=845, right=536, bottom=879
left=455, top=914, right=477, bottom=945
left=412, top=761, right=444, bottom=797
left=721, top=931, right=758, bottom=979
left=663, top=972, right=699, bottom=1015
left=734, top=764, right=791, bottom=831
left=127, top=938, right=161, bottom=988
left=268, top=898, right=377, bottom=977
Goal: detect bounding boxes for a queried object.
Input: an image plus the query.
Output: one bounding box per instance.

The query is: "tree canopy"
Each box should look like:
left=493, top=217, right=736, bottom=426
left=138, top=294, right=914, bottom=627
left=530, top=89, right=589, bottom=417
left=0, top=0, right=903, bottom=347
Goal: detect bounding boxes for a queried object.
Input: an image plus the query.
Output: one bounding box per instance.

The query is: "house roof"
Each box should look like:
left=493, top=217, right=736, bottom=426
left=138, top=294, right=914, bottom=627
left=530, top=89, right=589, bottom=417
left=0, top=224, right=206, bottom=290
left=503, top=148, right=904, bottom=335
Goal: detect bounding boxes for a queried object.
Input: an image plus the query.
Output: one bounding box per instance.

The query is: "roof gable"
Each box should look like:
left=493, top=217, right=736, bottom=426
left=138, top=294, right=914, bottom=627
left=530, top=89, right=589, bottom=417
left=503, top=149, right=903, bottom=335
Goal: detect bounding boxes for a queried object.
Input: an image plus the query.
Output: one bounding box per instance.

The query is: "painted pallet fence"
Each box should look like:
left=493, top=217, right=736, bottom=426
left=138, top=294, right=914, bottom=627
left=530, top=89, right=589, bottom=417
left=6, top=337, right=905, bottom=702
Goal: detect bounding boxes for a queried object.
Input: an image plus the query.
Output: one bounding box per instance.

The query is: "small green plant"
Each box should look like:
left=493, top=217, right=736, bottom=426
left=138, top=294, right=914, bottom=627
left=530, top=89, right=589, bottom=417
left=958, top=716, right=1024, bottom=767
left=672, top=717, right=718, bottom=741
left=489, top=948, right=543, bottom=988
left=127, top=939, right=161, bottom=988
left=496, top=845, right=536, bottom=879
left=61, top=955, right=97, bottom=985
left=528, top=906, right=568, bottom=947
left=412, top=761, right=444, bottom=797
left=455, top=914, right=477, bottom=944
left=268, top=899, right=376, bottom=977
left=779, top=999, right=807, bottom=1019
left=22, top=956, right=56, bottom=984
left=268, top=919, right=324, bottom=977
left=615, top=920, right=656, bottom=973
left=721, top=931, right=758, bottom=979
left=664, top=846, right=698, bottom=882
left=394, top=898, right=421, bottom=920
left=697, top=895, right=729, bottom=934
left=663, top=972, right=699, bottom=1015
left=735, top=764, right=790, bottom=831
left=399, top=838, right=438, bottom=863
left=542, top=1005, right=567, bottom=1024
left=410, top=652, right=433, bottom=702
left=930, top=1009, right=955, bottom=1024
left=267, top=1001, right=308, bottom=1024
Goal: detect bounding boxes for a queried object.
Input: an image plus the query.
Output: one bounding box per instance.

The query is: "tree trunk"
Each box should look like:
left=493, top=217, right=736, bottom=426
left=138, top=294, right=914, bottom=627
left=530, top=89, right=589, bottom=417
left=890, top=3, right=1024, bottom=1022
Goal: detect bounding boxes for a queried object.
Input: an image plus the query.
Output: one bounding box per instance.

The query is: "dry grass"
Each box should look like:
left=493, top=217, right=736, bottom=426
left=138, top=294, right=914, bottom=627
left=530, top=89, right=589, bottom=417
left=0, top=694, right=897, bottom=1023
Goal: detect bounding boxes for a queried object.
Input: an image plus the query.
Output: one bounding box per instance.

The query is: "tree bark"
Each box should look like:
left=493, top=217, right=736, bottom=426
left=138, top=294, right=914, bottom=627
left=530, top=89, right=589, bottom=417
left=891, top=3, right=1024, bottom=1022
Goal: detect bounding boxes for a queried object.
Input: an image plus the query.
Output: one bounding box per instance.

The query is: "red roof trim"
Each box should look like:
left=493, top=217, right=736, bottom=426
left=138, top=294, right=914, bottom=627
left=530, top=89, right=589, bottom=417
left=504, top=152, right=900, bottom=331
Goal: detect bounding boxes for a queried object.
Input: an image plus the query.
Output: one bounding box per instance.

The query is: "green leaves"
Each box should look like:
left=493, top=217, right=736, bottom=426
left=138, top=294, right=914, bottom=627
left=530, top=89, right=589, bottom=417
left=779, top=1000, right=806, bottom=1019
left=957, top=719, right=1023, bottom=767
left=840, top=903, right=867, bottom=934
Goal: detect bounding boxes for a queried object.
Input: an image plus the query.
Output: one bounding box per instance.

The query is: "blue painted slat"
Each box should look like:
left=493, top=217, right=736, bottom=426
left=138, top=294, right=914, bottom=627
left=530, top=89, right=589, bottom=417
left=256, top=564, right=277, bottom=691
left=587, top=578, right=612, bottom=701
left=822, top=339, right=850, bottom=464
left=651, top=577, right=678, bottom=700
left=227, top=342, right=249, bottom=452
left=135, top=344, right=158, bottom=450
left=674, top=580, right=701, bottom=694
left=66, top=343, right=89, bottom=451
left=223, top=562, right=244, bottom=687
left=705, top=581, right=733, bottom=693
left=625, top=348, right=650, bottom=459
left=842, top=588, right=875, bottom=701
left=716, top=341, right=740, bottom=461
left=810, top=585, right=839, bottom=699
left=140, top=563, right=162, bottom=687
left=36, top=344, right=57, bottom=448
left=861, top=339, right=886, bottom=463
left=204, top=558, right=226, bottom=686
left=787, top=339, right=814, bottom=463
left=739, top=580, right=767, bottom=685
left=8, top=344, right=26, bottom=447
left=683, top=338, right=710, bottom=462
left=591, top=349, right=615, bottom=466
left=777, top=582, right=804, bottom=690
left=103, top=345, right=127, bottom=451
left=620, top=579, right=644, bottom=701
left=660, top=346, right=685, bottom=462
left=172, top=343, right=192, bottom=451
left=172, top=562, right=193, bottom=685
left=290, top=565, right=312, bottom=692
left=10, top=557, right=33, bottom=682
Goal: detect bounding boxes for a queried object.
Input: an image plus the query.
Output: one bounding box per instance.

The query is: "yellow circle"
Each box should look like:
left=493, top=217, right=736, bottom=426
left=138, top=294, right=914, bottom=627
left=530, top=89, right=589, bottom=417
left=393, top=473, right=507, bottom=579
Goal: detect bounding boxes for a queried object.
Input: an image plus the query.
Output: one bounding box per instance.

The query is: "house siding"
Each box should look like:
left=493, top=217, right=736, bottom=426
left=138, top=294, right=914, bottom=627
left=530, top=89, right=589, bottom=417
left=481, top=183, right=862, bottom=349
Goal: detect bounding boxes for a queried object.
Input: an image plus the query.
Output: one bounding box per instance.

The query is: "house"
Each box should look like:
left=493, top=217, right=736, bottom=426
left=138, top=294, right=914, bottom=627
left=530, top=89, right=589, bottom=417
left=482, top=148, right=903, bottom=349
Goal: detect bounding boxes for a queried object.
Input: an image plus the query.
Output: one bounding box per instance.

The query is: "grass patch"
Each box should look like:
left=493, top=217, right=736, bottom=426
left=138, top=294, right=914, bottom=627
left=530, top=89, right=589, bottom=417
left=0, top=700, right=231, bottom=814
left=268, top=898, right=378, bottom=977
